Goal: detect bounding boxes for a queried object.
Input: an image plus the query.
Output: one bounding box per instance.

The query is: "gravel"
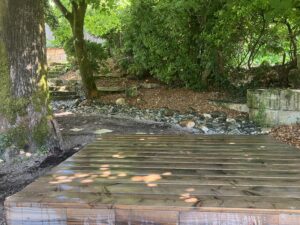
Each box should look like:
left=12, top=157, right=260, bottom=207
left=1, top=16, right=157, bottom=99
left=52, top=99, right=263, bottom=135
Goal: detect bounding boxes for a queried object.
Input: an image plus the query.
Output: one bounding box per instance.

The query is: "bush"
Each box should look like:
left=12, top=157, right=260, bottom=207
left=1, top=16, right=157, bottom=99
left=118, top=0, right=231, bottom=90
left=114, top=0, right=300, bottom=91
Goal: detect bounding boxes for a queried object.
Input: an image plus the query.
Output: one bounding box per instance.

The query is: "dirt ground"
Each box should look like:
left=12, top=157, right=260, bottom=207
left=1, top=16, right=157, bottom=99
left=59, top=70, right=245, bottom=118
left=271, top=124, right=300, bottom=149
left=0, top=114, right=190, bottom=225
left=99, top=86, right=245, bottom=118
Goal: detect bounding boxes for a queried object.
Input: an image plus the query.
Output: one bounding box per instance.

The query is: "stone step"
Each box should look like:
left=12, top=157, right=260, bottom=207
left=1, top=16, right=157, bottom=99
left=50, top=91, right=78, bottom=101
left=97, top=86, right=125, bottom=93
left=94, top=73, right=123, bottom=79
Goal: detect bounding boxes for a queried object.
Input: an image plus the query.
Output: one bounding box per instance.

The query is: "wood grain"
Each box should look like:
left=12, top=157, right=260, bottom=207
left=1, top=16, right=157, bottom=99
left=5, top=135, right=300, bottom=225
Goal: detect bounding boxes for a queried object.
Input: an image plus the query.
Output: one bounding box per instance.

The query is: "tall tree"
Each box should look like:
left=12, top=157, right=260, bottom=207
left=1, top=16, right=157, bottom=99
left=52, top=0, right=98, bottom=99
left=0, top=0, right=61, bottom=152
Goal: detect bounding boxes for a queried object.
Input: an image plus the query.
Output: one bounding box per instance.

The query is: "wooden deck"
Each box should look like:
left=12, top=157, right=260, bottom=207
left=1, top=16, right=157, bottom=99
left=5, top=135, right=300, bottom=225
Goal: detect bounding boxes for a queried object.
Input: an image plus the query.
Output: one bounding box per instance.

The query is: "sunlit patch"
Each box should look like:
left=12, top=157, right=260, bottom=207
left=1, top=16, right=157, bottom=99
left=94, top=129, right=113, bottom=135
left=144, top=174, right=162, bottom=183
left=54, top=111, right=73, bottom=117
left=70, top=127, right=83, bottom=132
left=101, top=164, right=110, bottom=168
left=132, top=174, right=162, bottom=184
left=25, top=152, right=32, bottom=157
left=112, top=154, right=125, bottom=159
left=139, top=138, right=145, bottom=141
left=162, top=172, right=172, bottom=176
left=49, top=181, right=60, bottom=185
left=100, top=167, right=109, bottom=171
left=81, top=179, right=94, bottom=184
left=26, top=64, right=33, bottom=70
left=131, top=176, right=144, bottom=182
left=50, top=179, right=72, bottom=184
left=74, top=173, right=90, bottom=178
left=108, top=176, right=117, bottom=180
left=56, top=176, right=68, bottom=180
left=229, top=142, right=236, bottom=145
left=101, top=171, right=111, bottom=177
left=118, top=172, right=127, bottom=177
left=180, top=193, right=190, bottom=198
left=186, top=188, right=195, bottom=192
left=147, top=183, right=158, bottom=187
left=185, top=197, right=198, bottom=203
left=179, top=192, right=198, bottom=203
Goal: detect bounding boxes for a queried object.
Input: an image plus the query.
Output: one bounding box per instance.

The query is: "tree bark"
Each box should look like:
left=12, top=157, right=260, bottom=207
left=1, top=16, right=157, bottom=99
left=0, top=0, right=61, bottom=151
left=71, top=2, right=98, bottom=98
left=53, top=0, right=98, bottom=99
left=285, top=20, right=298, bottom=62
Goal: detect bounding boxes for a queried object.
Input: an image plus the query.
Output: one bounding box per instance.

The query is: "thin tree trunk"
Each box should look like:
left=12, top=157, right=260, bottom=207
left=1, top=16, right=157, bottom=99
left=53, top=0, right=98, bottom=99
left=0, top=0, right=61, bottom=152
left=71, top=2, right=98, bottom=99
left=285, top=20, right=298, bottom=62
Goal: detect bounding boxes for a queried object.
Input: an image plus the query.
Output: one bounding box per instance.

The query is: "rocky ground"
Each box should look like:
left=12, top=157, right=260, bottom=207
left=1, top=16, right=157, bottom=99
left=52, top=99, right=263, bottom=135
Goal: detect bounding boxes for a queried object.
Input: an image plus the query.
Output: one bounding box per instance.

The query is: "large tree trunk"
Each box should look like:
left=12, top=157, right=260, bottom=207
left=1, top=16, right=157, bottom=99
left=0, top=0, right=61, bottom=152
left=71, top=2, right=98, bottom=99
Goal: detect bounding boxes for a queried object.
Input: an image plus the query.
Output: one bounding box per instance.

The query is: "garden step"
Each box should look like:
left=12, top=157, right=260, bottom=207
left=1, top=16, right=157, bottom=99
left=97, top=86, right=125, bottom=93
left=50, top=91, right=78, bottom=100
left=94, top=73, right=123, bottom=79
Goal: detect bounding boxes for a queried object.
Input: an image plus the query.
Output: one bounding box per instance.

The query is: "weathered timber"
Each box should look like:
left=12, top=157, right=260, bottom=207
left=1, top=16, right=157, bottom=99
left=5, top=135, right=300, bottom=224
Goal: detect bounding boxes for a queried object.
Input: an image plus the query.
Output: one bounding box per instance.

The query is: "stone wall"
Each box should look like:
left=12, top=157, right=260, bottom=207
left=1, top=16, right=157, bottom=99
left=247, top=89, right=300, bottom=126
left=47, top=48, right=67, bottom=65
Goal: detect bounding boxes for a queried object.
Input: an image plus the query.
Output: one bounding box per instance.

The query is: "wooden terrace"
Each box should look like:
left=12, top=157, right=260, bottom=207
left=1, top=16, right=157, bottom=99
left=5, top=135, right=300, bottom=224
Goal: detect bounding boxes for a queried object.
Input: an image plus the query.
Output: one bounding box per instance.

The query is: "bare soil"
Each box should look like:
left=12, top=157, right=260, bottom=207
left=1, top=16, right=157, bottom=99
left=57, top=70, right=245, bottom=118
left=99, top=86, right=244, bottom=118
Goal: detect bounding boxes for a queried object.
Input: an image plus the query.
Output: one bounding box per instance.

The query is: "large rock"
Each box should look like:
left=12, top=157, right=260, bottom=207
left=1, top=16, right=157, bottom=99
left=179, top=120, right=196, bottom=129
left=116, top=98, right=126, bottom=106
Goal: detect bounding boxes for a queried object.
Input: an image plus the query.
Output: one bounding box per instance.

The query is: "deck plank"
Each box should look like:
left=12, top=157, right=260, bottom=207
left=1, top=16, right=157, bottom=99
left=5, top=135, right=300, bottom=224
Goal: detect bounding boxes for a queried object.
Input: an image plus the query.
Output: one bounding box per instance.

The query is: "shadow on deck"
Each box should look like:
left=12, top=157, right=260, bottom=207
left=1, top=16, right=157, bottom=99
left=5, top=135, right=300, bottom=224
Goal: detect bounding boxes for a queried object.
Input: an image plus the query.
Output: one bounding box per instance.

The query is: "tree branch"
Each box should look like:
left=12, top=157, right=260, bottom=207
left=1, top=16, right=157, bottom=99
left=52, top=0, right=72, bottom=22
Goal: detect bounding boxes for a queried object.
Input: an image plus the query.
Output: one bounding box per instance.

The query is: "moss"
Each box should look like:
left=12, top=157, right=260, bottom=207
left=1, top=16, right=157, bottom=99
left=32, top=116, right=49, bottom=147
left=0, top=42, right=31, bottom=122
left=7, top=125, right=28, bottom=148
left=253, top=103, right=267, bottom=127
left=285, top=89, right=294, bottom=101
left=0, top=42, right=50, bottom=149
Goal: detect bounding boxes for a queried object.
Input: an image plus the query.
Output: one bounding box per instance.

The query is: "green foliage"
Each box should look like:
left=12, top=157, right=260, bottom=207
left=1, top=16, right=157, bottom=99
left=119, top=0, right=226, bottom=89
left=0, top=134, right=11, bottom=155
left=64, top=38, right=108, bottom=72
left=113, top=0, right=300, bottom=90
left=47, top=0, right=300, bottom=90
left=254, top=103, right=267, bottom=127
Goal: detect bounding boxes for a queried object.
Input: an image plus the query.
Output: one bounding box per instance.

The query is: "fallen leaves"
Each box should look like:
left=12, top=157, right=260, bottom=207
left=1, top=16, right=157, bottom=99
left=271, top=125, right=300, bottom=149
